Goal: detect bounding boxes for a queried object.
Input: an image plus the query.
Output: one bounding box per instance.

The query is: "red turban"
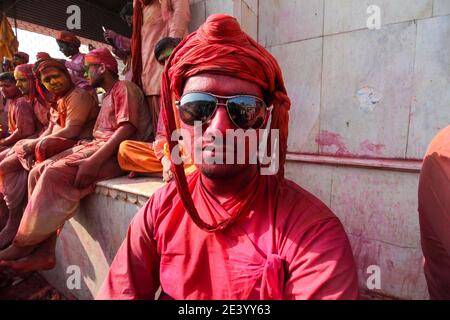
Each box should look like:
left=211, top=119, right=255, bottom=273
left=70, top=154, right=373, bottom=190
left=85, top=48, right=119, bottom=75
left=14, top=52, right=29, bottom=62
left=36, top=52, right=51, bottom=60
left=32, top=58, right=72, bottom=104
left=14, top=64, right=34, bottom=99
left=161, top=14, right=291, bottom=232
left=56, top=31, right=81, bottom=47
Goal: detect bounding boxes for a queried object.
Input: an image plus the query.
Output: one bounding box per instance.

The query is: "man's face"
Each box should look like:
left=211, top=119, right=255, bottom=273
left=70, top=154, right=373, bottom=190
left=0, top=79, right=20, bottom=99
left=39, top=67, right=72, bottom=97
left=14, top=70, right=30, bottom=95
left=181, top=74, right=264, bottom=179
left=84, top=63, right=104, bottom=88
left=57, top=40, right=78, bottom=57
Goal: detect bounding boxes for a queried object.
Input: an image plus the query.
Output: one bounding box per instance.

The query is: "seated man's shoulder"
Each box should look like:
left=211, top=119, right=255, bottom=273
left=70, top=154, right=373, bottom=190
left=276, top=178, right=338, bottom=231
left=15, top=96, right=33, bottom=109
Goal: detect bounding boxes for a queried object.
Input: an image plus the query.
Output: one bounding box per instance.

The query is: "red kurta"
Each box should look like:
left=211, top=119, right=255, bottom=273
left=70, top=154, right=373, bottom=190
left=97, top=172, right=359, bottom=300
left=419, top=125, right=450, bottom=299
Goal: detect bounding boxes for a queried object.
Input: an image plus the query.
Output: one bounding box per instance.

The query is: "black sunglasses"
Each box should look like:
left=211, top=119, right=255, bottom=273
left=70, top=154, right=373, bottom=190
left=176, top=92, right=273, bottom=130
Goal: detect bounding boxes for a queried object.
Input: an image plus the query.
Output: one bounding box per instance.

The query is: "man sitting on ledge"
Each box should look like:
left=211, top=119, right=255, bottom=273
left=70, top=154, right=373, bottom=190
left=0, top=48, right=151, bottom=272
left=97, top=14, right=359, bottom=300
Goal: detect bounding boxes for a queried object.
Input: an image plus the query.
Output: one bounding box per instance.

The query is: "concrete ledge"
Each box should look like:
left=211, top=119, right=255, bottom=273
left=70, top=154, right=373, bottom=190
left=41, top=176, right=165, bottom=300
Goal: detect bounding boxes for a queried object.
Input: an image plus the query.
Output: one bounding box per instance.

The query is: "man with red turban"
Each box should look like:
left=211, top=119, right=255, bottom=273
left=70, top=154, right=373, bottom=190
left=0, top=48, right=151, bottom=273
left=419, top=125, right=450, bottom=299
left=97, top=15, right=359, bottom=300
left=0, top=59, right=98, bottom=250
left=55, top=31, right=93, bottom=93
left=131, top=0, right=190, bottom=138
left=0, top=72, right=36, bottom=154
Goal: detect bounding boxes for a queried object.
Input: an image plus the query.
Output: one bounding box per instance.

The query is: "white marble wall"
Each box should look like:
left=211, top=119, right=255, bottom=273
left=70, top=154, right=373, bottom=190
left=260, top=0, right=450, bottom=300
left=261, top=0, right=450, bottom=159
left=189, top=0, right=258, bottom=39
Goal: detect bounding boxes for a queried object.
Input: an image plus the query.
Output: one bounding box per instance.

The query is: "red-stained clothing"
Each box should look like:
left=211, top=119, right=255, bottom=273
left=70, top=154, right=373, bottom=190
left=14, top=80, right=152, bottom=246
left=419, top=125, right=450, bottom=299
left=137, top=0, right=190, bottom=96
left=6, top=97, right=36, bottom=138
left=110, top=33, right=132, bottom=81
left=93, top=80, right=152, bottom=142
left=32, top=99, right=50, bottom=136
left=97, top=172, right=359, bottom=300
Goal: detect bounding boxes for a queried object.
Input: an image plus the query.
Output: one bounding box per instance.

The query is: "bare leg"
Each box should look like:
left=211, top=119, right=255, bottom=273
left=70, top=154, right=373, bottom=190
left=0, top=234, right=56, bottom=273
left=0, top=205, right=25, bottom=250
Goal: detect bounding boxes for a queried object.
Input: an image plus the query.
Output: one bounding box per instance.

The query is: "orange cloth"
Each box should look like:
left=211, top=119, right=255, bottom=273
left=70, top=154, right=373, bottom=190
left=419, top=125, right=450, bottom=299
left=0, top=15, right=18, bottom=62
left=118, top=140, right=196, bottom=175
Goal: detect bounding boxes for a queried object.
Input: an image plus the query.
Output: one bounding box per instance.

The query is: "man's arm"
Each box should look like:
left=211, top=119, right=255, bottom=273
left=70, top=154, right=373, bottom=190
left=0, top=100, right=36, bottom=147
left=284, top=218, right=360, bottom=300
left=169, top=0, right=190, bottom=38
left=67, top=122, right=136, bottom=188
left=96, top=197, right=160, bottom=300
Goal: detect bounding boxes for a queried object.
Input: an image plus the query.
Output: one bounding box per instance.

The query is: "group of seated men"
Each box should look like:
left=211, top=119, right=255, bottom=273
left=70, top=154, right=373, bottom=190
left=0, top=29, right=183, bottom=274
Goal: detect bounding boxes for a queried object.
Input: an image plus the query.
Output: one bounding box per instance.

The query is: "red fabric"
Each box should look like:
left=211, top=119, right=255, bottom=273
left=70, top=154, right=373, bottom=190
left=34, top=136, right=76, bottom=163
left=85, top=48, right=119, bottom=75
left=160, top=14, right=291, bottom=232
left=36, top=52, right=51, bottom=60
left=97, top=172, right=359, bottom=300
left=419, top=125, right=450, bottom=299
left=6, top=97, right=36, bottom=136
left=55, top=31, right=81, bottom=47
left=131, top=0, right=144, bottom=88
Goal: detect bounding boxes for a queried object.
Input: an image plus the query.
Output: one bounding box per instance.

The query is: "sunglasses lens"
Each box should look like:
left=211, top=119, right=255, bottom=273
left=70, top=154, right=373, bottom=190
left=179, top=93, right=217, bottom=126
left=227, top=96, right=266, bottom=129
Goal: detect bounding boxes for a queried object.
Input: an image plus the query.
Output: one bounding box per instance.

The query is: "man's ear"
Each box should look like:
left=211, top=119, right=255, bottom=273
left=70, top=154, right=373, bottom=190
left=99, top=63, right=107, bottom=74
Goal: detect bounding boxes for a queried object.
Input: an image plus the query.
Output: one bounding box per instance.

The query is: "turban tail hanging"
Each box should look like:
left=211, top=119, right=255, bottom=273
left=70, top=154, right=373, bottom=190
left=160, top=14, right=291, bottom=232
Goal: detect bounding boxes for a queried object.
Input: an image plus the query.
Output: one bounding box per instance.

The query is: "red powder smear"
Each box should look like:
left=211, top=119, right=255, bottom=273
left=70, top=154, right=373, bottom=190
left=316, top=130, right=350, bottom=155
left=360, top=140, right=385, bottom=156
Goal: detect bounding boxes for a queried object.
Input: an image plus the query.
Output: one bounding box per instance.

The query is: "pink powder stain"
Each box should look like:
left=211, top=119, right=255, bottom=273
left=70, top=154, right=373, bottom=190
left=315, top=130, right=350, bottom=155
left=360, top=140, right=385, bottom=156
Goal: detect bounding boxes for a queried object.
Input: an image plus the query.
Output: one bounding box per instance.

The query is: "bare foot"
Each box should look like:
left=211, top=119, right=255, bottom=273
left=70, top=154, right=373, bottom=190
left=0, top=235, right=56, bottom=273
left=0, top=253, right=55, bottom=273
left=0, top=243, right=35, bottom=261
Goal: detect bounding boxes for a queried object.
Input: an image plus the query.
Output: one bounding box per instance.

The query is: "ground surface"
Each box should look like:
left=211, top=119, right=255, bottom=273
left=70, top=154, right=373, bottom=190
left=0, top=272, right=69, bottom=300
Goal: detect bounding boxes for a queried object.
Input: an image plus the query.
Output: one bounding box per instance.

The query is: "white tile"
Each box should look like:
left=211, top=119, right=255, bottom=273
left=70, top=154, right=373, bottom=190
left=284, top=162, right=333, bottom=207
left=330, top=167, right=420, bottom=248
left=434, top=0, right=450, bottom=16
left=205, top=0, right=234, bottom=16
left=259, top=0, right=324, bottom=46
left=348, top=234, right=429, bottom=299
left=243, top=0, right=258, bottom=14
left=407, top=15, right=450, bottom=158
left=269, top=38, right=322, bottom=154
left=324, top=0, right=432, bottom=35
left=320, top=22, right=416, bottom=158
left=189, top=0, right=206, bottom=32
left=240, top=0, right=258, bottom=39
